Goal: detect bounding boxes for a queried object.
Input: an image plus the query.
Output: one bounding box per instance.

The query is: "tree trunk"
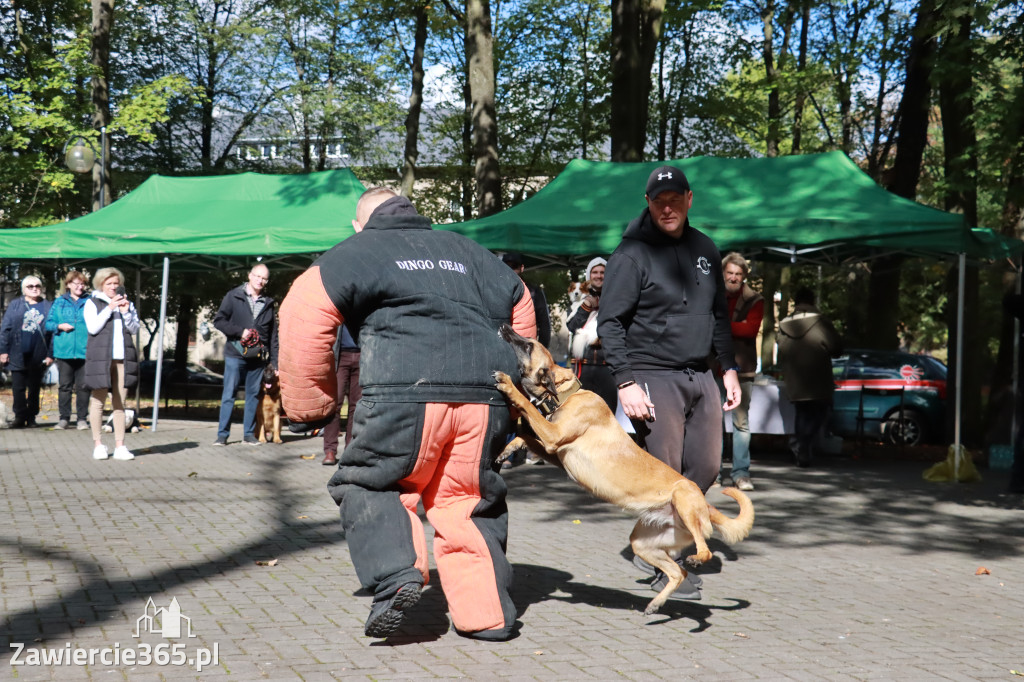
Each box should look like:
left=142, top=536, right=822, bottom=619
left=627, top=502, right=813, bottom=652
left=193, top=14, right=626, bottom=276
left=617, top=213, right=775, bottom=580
left=401, top=2, right=429, bottom=199
left=465, top=0, right=501, bottom=217
left=870, top=0, right=940, bottom=354
left=90, top=0, right=113, bottom=210
left=174, top=295, right=195, bottom=371
left=791, top=0, right=810, bottom=154
left=610, top=0, right=665, bottom=162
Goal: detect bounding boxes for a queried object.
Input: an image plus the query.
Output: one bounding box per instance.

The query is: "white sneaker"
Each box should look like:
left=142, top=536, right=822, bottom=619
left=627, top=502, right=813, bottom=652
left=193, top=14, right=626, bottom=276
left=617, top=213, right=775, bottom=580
left=112, top=446, right=135, bottom=461
left=93, top=445, right=110, bottom=460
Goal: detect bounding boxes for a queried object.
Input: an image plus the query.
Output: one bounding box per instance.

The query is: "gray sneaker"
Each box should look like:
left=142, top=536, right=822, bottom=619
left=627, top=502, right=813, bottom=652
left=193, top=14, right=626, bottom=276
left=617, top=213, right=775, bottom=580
left=650, top=571, right=703, bottom=600
left=213, top=436, right=228, bottom=446
left=55, top=419, right=69, bottom=430
left=76, top=421, right=89, bottom=431
left=633, top=554, right=702, bottom=587
left=734, top=476, right=755, bottom=491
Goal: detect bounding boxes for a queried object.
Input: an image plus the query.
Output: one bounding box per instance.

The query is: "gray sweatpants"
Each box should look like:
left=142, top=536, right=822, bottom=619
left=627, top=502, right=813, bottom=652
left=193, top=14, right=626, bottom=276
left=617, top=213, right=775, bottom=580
left=630, top=368, right=723, bottom=493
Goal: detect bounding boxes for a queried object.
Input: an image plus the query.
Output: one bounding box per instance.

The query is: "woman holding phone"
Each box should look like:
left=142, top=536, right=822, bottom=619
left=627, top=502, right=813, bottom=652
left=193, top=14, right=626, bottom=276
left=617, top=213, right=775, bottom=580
left=84, top=267, right=141, bottom=461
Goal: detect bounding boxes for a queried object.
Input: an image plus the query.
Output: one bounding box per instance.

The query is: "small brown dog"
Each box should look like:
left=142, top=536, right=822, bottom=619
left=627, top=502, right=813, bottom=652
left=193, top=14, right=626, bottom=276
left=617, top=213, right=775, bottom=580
left=494, top=324, right=754, bottom=615
left=256, top=363, right=283, bottom=444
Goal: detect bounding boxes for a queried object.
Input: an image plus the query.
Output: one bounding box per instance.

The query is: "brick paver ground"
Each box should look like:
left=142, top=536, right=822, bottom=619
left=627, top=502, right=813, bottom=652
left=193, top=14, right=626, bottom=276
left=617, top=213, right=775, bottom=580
left=1, top=409, right=1022, bottom=680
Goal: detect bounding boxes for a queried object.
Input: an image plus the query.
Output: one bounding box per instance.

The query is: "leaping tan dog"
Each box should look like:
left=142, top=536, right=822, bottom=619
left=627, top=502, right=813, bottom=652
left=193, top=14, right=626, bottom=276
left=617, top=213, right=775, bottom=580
left=494, top=324, right=754, bottom=615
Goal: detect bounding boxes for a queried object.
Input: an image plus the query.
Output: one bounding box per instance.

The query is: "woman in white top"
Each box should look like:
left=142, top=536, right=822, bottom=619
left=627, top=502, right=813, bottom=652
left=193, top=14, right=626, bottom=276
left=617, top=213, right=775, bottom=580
left=84, top=267, right=141, bottom=461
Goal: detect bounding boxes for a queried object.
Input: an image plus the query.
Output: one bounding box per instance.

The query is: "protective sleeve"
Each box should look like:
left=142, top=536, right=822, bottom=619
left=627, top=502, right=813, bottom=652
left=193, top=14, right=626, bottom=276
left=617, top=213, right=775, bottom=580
left=278, top=266, right=345, bottom=423
left=511, top=284, right=538, bottom=340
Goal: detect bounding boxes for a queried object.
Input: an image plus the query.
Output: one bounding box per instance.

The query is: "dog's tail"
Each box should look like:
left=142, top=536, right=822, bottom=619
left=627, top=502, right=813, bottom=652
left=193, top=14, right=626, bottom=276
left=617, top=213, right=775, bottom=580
left=708, top=488, right=755, bottom=545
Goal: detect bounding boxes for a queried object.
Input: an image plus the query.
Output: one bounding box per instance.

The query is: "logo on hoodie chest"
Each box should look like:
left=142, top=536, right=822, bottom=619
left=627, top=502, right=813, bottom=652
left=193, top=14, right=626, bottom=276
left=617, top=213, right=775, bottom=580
left=696, top=256, right=711, bottom=275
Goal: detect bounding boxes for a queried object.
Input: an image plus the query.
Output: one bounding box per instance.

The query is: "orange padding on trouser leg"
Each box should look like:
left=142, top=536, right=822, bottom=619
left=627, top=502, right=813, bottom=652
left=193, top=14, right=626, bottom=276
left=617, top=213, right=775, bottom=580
left=400, top=402, right=507, bottom=634
left=278, top=266, right=344, bottom=423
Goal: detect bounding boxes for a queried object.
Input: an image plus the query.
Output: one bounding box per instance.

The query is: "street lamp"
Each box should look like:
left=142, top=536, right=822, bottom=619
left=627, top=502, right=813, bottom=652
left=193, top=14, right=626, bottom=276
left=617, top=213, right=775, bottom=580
left=63, top=126, right=107, bottom=209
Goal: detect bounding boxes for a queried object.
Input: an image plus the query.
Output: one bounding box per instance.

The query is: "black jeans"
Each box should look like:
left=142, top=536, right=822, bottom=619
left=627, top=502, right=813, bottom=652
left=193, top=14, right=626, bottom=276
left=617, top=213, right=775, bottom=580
left=11, top=360, right=45, bottom=423
left=792, top=400, right=831, bottom=464
left=56, top=358, right=89, bottom=422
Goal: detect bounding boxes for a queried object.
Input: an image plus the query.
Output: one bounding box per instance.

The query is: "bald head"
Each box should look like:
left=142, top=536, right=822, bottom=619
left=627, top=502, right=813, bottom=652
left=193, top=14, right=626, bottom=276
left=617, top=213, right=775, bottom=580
left=353, top=187, right=398, bottom=232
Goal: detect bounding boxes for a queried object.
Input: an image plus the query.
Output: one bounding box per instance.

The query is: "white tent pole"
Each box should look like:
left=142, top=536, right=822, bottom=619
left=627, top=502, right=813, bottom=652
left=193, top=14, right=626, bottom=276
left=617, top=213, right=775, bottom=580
left=152, top=257, right=170, bottom=432
left=954, top=252, right=966, bottom=479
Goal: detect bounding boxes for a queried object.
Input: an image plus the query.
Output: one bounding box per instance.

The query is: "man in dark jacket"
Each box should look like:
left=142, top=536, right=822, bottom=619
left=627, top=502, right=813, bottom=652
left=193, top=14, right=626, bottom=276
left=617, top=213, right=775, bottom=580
left=598, top=165, right=740, bottom=601
left=213, top=263, right=279, bottom=445
left=279, top=188, right=536, bottom=641
left=778, top=287, right=843, bottom=467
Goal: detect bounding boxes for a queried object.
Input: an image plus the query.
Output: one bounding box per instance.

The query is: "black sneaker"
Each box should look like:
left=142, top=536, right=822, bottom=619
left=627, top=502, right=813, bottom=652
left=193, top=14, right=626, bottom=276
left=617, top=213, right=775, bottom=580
left=242, top=435, right=261, bottom=445
left=212, top=437, right=228, bottom=446
left=364, top=583, right=422, bottom=638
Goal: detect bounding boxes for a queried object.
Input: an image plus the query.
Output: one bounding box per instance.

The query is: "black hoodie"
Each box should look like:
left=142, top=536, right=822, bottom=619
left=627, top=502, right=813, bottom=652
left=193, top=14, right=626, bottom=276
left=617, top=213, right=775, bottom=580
left=597, top=209, right=736, bottom=385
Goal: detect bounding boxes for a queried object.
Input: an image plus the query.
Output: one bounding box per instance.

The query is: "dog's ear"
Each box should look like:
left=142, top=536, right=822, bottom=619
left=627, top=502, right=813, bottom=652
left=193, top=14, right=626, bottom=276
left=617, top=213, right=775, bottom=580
left=552, top=363, right=576, bottom=387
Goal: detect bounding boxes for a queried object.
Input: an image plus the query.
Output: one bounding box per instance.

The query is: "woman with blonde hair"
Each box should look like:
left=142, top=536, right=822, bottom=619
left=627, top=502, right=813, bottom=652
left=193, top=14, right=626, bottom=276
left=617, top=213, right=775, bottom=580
left=0, top=275, right=53, bottom=427
left=84, top=267, right=140, bottom=460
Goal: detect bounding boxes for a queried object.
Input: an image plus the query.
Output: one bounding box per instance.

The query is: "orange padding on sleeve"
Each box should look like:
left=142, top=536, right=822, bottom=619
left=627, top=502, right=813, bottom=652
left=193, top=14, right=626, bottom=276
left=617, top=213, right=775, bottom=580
left=511, top=285, right=537, bottom=340
left=278, top=266, right=345, bottom=423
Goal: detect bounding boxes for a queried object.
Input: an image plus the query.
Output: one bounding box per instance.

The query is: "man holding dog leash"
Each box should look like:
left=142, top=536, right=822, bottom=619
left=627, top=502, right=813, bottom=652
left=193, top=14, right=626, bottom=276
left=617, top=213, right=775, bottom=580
left=598, top=165, right=741, bottom=599
left=213, top=263, right=279, bottom=446
left=279, top=188, right=536, bottom=642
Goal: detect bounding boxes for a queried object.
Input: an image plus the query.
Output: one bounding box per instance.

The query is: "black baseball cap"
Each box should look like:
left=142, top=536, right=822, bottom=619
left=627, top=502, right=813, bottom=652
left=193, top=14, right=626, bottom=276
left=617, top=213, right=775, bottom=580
left=501, top=252, right=525, bottom=267
left=646, top=165, right=690, bottom=199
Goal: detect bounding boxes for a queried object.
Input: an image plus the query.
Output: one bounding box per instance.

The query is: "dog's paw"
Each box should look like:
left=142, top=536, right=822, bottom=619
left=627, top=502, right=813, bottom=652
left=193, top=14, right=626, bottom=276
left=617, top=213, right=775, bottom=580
left=497, top=438, right=526, bottom=463
left=493, top=371, right=515, bottom=392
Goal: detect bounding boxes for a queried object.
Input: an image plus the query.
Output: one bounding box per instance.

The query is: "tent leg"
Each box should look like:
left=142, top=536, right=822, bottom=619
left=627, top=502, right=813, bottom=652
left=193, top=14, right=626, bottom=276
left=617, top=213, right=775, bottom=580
left=135, top=268, right=142, bottom=415
left=954, top=253, right=965, bottom=480
left=152, top=257, right=170, bottom=432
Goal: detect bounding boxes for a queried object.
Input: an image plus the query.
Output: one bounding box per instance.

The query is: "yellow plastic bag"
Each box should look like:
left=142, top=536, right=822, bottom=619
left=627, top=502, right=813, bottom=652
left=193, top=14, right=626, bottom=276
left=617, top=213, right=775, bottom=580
left=923, top=444, right=982, bottom=483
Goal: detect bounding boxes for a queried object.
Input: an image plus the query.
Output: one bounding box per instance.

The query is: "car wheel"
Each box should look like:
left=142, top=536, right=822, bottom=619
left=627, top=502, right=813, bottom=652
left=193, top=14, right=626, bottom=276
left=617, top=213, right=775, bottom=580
left=884, top=410, right=927, bottom=446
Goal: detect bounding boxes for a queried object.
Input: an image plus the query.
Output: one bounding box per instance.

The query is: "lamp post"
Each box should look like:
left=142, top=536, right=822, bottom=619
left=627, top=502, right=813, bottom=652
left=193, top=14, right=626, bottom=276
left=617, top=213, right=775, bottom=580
left=63, top=126, right=106, bottom=209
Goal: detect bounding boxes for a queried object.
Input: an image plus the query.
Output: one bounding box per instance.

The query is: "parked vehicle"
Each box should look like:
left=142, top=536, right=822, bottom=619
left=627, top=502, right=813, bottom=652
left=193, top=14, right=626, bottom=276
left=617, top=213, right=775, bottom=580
left=831, top=349, right=947, bottom=446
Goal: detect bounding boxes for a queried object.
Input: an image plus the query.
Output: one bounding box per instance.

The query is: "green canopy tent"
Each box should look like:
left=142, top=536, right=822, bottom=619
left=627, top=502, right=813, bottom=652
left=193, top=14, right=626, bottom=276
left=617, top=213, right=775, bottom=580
left=440, top=151, right=976, bottom=265
left=1, top=169, right=365, bottom=269
left=440, top=152, right=1023, bottom=470
left=1, top=169, right=365, bottom=429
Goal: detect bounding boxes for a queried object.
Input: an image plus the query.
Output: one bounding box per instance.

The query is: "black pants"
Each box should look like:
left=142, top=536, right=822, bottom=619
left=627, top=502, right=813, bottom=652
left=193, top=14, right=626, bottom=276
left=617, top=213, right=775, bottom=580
left=792, top=400, right=830, bottom=464
left=11, top=361, right=45, bottom=424
left=56, top=358, right=89, bottom=422
left=574, top=362, right=617, bottom=412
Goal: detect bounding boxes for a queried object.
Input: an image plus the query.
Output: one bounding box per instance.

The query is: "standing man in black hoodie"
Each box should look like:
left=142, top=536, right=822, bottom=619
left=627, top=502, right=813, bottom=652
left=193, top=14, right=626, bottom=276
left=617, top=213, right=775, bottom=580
left=598, top=166, right=741, bottom=493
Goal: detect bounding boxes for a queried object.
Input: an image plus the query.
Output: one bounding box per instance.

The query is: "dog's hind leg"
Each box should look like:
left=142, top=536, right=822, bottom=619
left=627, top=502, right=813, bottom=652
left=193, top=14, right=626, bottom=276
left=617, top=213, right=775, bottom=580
left=630, top=520, right=686, bottom=615
left=672, top=485, right=714, bottom=566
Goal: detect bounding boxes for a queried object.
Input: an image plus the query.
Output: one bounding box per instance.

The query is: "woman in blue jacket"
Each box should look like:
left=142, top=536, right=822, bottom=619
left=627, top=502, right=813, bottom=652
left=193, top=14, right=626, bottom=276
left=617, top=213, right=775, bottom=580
left=45, top=271, right=91, bottom=430
left=0, top=275, right=53, bottom=428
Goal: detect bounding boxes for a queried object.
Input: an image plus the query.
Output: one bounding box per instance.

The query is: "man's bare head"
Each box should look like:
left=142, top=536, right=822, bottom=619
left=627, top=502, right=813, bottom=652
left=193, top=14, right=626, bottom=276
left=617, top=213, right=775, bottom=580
left=353, top=187, right=399, bottom=232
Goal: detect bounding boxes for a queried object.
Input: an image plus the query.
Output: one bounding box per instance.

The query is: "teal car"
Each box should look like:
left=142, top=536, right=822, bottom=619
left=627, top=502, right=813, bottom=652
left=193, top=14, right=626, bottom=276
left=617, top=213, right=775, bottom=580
left=830, top=349, right=948, bottom=446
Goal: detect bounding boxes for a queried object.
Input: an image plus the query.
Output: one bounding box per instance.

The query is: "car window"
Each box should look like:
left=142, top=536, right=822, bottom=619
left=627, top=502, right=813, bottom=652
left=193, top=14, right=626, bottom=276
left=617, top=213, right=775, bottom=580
left=846, top=356, right=898, bottom=380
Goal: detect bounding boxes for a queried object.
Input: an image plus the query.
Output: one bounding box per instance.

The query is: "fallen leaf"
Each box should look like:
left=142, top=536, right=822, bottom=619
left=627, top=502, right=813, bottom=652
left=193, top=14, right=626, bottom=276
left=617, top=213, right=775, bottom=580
left=733, top=632, right=749, bottom=639
left=187, top=472, right=198, bottom=478
left=297, top=515, right=309, bottom=519
left=533, top=651, right=544, bottom=655
left=300, top=454, right=316, bottom=460
left=1011, top=671, right=1023, bottom=677
left=975, top=566, right=991, bottom=575
left=572, top=519, right=581, bottom=525
left=255, top=559, right=278, bottom=567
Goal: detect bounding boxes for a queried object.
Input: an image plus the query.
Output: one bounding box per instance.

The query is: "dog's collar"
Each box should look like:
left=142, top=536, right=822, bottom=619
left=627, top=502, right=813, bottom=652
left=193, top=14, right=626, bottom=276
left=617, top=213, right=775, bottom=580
left=533, top=376, right=583, bottom=416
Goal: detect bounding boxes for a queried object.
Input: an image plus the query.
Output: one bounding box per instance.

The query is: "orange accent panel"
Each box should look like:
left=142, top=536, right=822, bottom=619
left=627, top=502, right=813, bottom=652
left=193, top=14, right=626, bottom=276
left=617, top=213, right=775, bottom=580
left=402, top=403, right=507, bottom=633
left=278, top=266, right=345, bottom=423
left=511, top=285, right=538, bottom=339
